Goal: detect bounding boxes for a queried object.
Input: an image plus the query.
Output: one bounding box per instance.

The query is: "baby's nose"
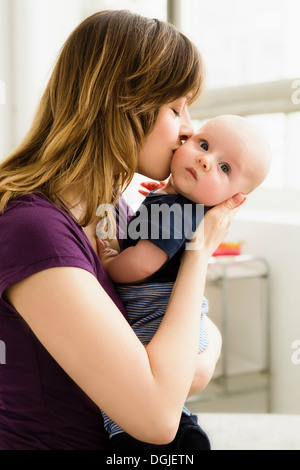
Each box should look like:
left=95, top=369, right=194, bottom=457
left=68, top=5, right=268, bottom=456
left=198, top=157, right=210, bottom=171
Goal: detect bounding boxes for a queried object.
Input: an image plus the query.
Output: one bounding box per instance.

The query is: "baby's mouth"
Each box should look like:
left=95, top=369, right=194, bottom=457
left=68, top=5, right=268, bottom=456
left=186, top=167, right=198, bottom=180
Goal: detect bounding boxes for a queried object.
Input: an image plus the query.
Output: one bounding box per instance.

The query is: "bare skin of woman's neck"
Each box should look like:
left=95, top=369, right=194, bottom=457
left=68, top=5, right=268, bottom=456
left=57, top=186, right=98, bottom=252
left=57, top=184, right=121, bottom=254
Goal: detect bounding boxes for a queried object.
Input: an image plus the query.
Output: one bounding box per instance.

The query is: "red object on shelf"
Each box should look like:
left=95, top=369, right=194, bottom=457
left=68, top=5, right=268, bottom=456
left=213, top=242, right=243, bottom=257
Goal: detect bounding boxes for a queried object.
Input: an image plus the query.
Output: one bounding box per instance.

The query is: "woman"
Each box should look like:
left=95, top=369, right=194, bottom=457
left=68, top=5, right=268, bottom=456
left=0, top=10, right=244, bottom=450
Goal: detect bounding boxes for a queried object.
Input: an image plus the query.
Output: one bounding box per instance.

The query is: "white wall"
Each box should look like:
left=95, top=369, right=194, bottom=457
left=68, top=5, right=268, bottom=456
left=229, top=213, right=300, bottom=414
left=0, top=0, right=90, bottom=160
left=13, top=0, right=87, bottom=145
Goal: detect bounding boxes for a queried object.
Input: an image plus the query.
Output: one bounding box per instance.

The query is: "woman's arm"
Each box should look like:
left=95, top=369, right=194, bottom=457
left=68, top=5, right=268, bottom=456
left=6, top=193, right=245, bottom=445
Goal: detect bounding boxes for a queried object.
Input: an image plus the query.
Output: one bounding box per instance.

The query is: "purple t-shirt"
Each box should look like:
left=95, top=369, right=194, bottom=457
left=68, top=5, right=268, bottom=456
left=0, top=194, right=129, bottom=450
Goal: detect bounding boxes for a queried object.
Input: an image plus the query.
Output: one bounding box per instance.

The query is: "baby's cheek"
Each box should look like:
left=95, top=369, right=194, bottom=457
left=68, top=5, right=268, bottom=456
left=201, top=183, right=225, bottom=206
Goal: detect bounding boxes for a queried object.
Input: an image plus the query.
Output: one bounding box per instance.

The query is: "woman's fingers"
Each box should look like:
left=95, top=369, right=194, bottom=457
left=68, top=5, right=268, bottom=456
left=192, top=193, right=246, bottom=256
left=212, top=193, right=246, bottom=226
left=222, top=193, right=247, bottom=226
left=220, top=193, right=246, bottom=212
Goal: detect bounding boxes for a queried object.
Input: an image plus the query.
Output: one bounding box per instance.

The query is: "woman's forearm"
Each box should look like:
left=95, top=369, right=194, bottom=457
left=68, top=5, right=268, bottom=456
left=145, top=248, right=210, bottom=417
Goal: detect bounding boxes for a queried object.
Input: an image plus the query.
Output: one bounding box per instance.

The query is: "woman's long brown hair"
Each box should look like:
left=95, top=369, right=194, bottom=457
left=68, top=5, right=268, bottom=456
left=0, top=10, right=204, bottom=226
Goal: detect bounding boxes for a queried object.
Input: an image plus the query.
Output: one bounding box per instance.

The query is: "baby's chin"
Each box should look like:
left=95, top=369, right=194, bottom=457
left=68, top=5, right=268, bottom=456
left=187, top=195, right=224, bottom=206
left=187, top=190, right=241, bottom=206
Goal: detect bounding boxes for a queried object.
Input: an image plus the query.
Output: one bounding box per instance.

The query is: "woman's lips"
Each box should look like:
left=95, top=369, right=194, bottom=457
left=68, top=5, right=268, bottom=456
left=186, top=168, right=197, bottom=180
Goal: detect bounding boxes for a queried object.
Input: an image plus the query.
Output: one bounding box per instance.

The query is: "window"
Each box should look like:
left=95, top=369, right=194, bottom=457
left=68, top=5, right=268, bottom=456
left=171, top=0, right=300, bottom=209
left=179, top=0, right=300, bottom=88
left=87, top=0, right=167, bottom=20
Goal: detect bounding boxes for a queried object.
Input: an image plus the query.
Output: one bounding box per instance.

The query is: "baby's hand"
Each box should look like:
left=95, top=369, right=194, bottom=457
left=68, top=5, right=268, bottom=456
left=138, top=180, right=166, bottom=196
left=96, top=239, right=119, bottom=270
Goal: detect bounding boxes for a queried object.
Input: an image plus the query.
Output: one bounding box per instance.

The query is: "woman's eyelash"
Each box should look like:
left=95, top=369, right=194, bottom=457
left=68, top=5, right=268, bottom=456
left=172, top=109, right=180, bottom=117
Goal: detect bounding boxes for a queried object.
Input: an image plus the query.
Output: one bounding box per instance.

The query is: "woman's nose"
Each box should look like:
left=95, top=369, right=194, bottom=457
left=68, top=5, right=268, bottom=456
left=179, top=108, right=194, bottom=142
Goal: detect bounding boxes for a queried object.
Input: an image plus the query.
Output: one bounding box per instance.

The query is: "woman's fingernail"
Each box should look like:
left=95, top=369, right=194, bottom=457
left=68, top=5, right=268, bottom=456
left=232, top=193, right=245, bottom=205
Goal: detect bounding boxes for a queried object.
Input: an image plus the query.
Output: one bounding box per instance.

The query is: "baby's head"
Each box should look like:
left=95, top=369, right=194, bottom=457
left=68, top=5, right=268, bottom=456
left=168, top=115, right=272, bottom=206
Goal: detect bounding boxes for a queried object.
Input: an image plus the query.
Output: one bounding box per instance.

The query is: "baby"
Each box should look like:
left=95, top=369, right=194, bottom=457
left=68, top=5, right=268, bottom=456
left=98, top=114, right=271, bottom=447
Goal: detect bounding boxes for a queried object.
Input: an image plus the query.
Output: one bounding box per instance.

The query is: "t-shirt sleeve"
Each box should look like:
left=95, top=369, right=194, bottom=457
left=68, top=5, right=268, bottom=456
left=0, top=199, right=97, bottom=300
left=127, top=200, right=191, bottom=259
left=122, top=194, right=207, bottom=260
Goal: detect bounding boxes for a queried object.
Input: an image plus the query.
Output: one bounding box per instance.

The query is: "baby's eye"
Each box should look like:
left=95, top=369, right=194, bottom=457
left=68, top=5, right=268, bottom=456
left=199, top=140, right=208, bottom=151
left=219, top=163, right=230, bottom=174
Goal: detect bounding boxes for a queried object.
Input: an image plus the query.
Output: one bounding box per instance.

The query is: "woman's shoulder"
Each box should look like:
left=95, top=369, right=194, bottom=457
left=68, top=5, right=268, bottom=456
left=2, top=193, right=76, bottom=227
left=0, top=193, right=87, bottom=243
left=0, top=194, right=98, bottom=297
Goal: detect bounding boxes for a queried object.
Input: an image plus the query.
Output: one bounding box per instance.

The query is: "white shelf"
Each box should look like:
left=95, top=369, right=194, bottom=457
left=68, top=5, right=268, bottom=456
left=196, top=254, right=271, bottom=411
left=207, top=255, right=269, bottom=281
left=214, top=354, right=266, bottom=378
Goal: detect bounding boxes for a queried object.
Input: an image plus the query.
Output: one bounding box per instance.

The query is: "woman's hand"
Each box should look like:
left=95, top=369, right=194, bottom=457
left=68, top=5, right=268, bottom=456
left=186, top=193, right=246, bottom=259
